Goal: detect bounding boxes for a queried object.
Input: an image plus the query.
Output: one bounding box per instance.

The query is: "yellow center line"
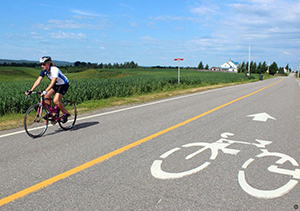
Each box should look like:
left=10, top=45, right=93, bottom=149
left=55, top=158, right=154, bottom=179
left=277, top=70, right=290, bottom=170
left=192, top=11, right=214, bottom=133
left=0, top=78, right=284, bottom=207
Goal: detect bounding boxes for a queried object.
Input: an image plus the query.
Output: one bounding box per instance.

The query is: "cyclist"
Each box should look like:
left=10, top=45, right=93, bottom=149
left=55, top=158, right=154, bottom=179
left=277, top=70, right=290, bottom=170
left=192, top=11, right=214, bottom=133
left=25, top=56, right=70, bottom=123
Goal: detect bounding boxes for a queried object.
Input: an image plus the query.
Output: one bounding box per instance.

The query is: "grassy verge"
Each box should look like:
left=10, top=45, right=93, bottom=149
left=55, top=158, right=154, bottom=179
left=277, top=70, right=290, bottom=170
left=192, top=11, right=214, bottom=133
left=0, top=81, right=247, bottom=131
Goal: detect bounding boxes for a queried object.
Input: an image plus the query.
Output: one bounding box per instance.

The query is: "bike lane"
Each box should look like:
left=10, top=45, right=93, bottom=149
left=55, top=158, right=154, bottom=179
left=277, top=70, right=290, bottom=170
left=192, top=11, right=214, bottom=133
left=147, top=76, right=300, bottom=209
left=1, top=77, right=300, bottom=210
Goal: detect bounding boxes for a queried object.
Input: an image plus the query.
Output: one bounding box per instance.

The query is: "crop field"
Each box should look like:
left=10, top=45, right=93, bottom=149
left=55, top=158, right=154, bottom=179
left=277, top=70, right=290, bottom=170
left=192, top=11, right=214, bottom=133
left=0, top=66, right=259, bottom=117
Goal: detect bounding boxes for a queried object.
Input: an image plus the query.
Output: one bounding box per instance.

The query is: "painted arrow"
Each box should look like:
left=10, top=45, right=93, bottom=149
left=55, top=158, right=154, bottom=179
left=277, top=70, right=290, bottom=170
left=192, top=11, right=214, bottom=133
left=247, top=113, right=276, bottom=122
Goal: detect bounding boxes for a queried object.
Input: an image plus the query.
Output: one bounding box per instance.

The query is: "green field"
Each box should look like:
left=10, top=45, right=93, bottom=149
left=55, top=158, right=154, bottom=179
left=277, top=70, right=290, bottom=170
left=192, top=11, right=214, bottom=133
left=0, top=66, right=262, bottom=119
left=0, top=66, right=41, bottom=81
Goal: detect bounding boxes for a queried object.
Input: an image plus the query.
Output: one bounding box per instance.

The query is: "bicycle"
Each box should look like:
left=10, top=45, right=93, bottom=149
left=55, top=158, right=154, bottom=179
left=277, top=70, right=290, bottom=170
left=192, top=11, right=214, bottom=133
left=151, top=132, right=300, bottom=199
left=24, top=91, right=77, bottom=138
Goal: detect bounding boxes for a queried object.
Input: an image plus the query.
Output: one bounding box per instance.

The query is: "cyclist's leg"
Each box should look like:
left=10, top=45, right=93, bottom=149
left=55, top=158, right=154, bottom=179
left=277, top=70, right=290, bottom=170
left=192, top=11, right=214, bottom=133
left=53, top=84, right=69, bottom=115
left=53, top=92, right=69, bottom=114
left=44, top=89, right=55, bottom=107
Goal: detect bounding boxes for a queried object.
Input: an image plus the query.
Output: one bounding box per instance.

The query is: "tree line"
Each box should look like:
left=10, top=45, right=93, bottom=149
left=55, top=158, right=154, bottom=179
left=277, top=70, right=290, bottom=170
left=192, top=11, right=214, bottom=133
left=197, top=60, right=290, bottom=75
left=0, top=62, right=37, bottom=67
left=197, top=61, right=209, bottom=70
left=0, top=60, right=139, bottom=69
left=73, top=61, right=138, bottom=69
left=238, top=61, right=290, bottom=75
left=0, top=59, right=291, bottom=75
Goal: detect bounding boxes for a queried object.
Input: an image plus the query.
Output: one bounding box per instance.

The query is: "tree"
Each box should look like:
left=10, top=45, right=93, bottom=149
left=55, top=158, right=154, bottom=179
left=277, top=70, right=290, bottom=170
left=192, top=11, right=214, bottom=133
left=204, top=64, right=209, bottom=70
left=261, top=61, right=268, bottom=74
left=91, top=63, right=98, bottom=69
left=238, top=62, right=244, bottom=73
left=113, top=63, right=119, bottom=69
left=130, top=61, right=136, bottom=68
left=74, top=61, right=81, bottom=67
left=278, top=67, right=285, bottom=74
left=198, top=61, right=204, bottom=69
left=98, top=63, right=104, bottom=69
left=257, top=62, right=262, bottom=74
left=269, top=62, right=278, bottom=75
left=251, top=62, right=257, bottom=74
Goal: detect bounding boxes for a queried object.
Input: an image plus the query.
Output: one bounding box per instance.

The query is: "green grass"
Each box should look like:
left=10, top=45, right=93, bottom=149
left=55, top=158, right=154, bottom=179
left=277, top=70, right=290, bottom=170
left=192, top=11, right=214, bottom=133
left=0, top=66, right=135, bottom=81
left=65, top=68, right=134, bottom=80
left=0, top=66, right=41, bottom=81
left=0, top=66, right=267, bottom=130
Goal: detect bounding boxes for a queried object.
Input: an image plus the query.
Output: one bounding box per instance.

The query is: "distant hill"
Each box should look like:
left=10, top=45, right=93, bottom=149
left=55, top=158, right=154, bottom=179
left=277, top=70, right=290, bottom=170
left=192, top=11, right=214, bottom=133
left=0, top=59, right=73, bottom=66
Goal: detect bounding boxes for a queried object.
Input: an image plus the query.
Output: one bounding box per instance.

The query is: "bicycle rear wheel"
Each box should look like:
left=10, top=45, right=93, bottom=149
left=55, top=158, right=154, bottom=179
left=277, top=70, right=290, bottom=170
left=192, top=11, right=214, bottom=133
left=24, top=103, right=48, bottom=138
left=58, top=100, right=77, bottom=130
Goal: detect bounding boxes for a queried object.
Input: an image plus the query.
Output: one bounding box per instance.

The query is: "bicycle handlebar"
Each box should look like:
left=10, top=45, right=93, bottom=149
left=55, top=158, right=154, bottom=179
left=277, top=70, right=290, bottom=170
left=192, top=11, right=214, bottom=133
left=30, top=91, right=42, bottom=95
left=25, top=91, right=43, bottom=101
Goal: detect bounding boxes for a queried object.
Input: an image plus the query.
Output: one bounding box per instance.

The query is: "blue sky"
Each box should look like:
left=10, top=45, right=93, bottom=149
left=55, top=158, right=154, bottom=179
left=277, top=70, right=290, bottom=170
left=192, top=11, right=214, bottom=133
left=1, top=0, right=299, bottom=70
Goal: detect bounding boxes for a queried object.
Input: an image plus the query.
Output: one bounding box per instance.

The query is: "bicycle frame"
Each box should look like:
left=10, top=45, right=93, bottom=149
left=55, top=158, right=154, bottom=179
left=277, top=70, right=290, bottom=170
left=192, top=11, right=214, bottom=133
left=29, top=92, right=62, bottom=123
left=40, top=97, right=62, bottom=123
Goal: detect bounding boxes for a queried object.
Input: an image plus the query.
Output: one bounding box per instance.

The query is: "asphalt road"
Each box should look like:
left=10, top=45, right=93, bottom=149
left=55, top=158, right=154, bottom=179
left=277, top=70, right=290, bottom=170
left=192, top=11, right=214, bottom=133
left=0, top=75, right=300, bottom=210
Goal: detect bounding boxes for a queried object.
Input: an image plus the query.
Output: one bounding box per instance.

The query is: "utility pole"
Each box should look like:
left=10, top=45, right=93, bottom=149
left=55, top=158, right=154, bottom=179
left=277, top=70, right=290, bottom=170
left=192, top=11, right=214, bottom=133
left=297, top=59, right=300, bottom=78
left=248, top=45, right=251, bottom=76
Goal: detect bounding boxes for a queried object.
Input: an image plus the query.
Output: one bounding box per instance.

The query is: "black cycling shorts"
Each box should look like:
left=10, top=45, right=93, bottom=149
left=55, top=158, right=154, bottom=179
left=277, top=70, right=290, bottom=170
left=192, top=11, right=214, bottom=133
left=52, top=83, right=69, bottom=95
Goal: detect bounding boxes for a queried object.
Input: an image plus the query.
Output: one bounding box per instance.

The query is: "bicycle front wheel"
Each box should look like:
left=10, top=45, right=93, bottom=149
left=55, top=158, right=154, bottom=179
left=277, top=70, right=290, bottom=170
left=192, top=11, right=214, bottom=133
left=24, top=104, right=48, bottom=138
left=58, top=100, right=77, bottom=130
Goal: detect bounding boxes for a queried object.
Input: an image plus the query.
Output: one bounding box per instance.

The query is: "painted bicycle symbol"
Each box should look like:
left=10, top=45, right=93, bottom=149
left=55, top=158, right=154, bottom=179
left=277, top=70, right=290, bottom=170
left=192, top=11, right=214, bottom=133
left=151, top=132, right=300, bottom=199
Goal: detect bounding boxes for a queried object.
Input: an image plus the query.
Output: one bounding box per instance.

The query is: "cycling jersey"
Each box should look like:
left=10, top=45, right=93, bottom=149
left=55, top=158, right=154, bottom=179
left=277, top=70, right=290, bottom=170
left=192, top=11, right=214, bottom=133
left=39, top=66, right=69, bottom=85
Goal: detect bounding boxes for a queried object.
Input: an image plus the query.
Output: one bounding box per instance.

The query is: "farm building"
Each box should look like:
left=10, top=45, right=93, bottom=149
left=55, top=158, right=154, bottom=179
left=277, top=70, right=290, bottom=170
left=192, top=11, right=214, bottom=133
left=210, top=59, right=239, bottom=73
left=221, top=59, right=238, bottom=72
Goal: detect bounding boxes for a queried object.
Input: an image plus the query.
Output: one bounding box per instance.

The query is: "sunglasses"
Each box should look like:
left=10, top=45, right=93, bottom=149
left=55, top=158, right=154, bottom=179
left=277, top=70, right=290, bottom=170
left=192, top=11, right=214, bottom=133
left=41, top=63, right=46, bottom=66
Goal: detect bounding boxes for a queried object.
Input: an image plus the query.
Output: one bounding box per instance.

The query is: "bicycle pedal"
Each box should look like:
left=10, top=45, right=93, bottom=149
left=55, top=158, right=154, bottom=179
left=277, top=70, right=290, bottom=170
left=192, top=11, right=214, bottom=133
left=43, top=113, right=52, bottom=120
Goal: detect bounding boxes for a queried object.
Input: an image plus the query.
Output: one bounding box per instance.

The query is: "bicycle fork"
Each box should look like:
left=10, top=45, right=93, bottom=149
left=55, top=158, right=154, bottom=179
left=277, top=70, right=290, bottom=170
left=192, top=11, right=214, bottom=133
left=34, top=104, right=43, bottom=123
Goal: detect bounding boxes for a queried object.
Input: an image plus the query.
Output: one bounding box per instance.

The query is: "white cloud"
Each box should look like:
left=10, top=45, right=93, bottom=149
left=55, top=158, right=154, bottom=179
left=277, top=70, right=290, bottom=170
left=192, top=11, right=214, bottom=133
left=30, top=32, right=43, bottom=40
left=190, top=6, right=217, bottom=15
left=50, top=31, right=86, bottom=40
left=118, top=3, right=135, bottom=10
left=283, top=51, right=292, bottom=55
left=48, top=19, right=92, bottom=29
left=231, top=0, right=300, bottom=26
left=34, top=23, right=51, bottom=31
left=42, top=19, right=110, bottom=30
left=70, top=9, right=101, bottom=18
left=152, top=15, right=196, bottom=21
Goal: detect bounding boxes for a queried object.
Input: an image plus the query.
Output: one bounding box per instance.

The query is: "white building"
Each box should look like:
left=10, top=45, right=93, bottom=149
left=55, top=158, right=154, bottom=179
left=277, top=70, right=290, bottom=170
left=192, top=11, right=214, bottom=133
left=220, top=59, right=238, bottom=73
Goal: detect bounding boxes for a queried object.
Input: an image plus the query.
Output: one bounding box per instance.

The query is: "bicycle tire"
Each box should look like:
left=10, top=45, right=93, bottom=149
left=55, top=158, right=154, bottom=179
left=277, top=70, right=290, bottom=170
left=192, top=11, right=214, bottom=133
left=151, top=143, right=212, bottom=179
left=238, top=150, right=300, bottom=199
left=24, top=103, right=48, bottom=138
left=58, top=100, right=77, bottom=130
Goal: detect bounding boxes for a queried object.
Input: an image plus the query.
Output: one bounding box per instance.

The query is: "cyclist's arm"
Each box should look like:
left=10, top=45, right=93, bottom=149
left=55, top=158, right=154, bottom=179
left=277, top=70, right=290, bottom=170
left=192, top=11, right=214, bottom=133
left=29, top=76, right=43, bottom=92
left=44, top=77, right=57, bottom=93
